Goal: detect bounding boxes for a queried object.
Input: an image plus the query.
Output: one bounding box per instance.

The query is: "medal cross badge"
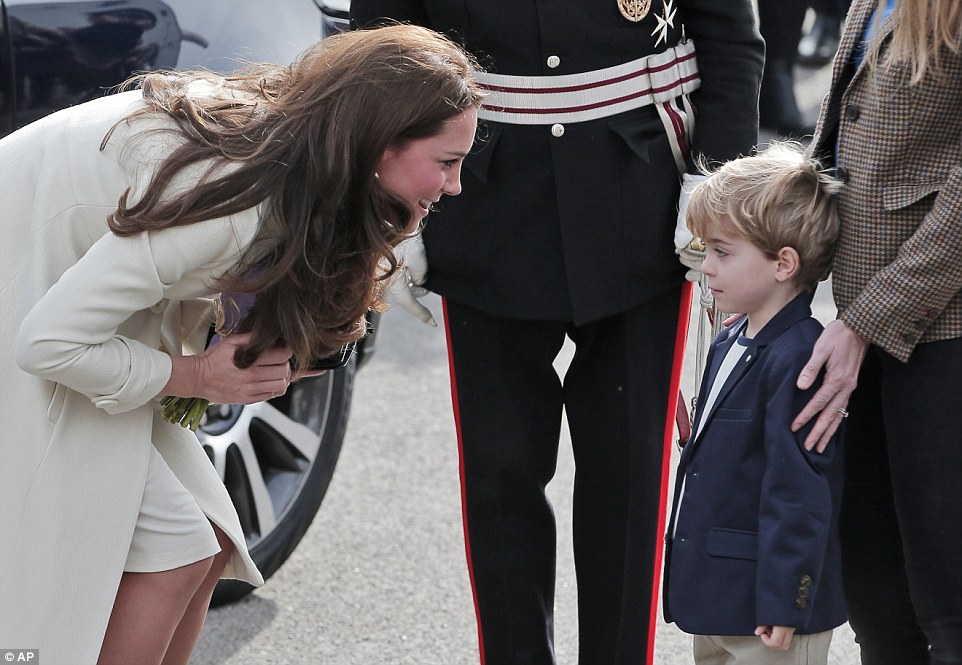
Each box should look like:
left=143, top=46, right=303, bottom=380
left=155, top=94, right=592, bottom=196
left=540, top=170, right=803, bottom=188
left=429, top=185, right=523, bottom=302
left=618, top=0, right=651, bottom=22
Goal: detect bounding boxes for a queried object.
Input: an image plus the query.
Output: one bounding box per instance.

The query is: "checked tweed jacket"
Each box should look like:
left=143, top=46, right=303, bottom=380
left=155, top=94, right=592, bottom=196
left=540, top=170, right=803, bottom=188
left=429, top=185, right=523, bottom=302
left=809, top=0, right=962, bottom=362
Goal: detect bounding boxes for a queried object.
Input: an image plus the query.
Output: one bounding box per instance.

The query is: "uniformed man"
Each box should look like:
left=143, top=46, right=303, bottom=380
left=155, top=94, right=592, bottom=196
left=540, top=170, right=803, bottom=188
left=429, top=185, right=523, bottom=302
left=351, top=3, right=764, bottom=663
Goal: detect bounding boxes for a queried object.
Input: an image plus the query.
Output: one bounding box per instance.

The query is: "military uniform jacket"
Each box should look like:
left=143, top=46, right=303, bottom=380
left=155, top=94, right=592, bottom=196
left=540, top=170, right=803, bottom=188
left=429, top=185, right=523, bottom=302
left=810, top=0, right=962, bottom=361
left=663, top=293, right=847, bottom=636
left=352, top=1, right=764, bottom=324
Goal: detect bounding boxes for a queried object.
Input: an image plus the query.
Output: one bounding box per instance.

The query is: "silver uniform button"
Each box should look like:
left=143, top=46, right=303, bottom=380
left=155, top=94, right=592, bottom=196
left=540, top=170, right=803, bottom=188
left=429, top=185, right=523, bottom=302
left=551, top=123, right=565, bottom=137
left=547, top=55, right=561, bottom=68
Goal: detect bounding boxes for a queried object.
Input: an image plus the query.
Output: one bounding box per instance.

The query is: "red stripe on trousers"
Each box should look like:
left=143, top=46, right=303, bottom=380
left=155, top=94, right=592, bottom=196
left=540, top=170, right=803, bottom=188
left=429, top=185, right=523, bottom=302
left=647, top=280, right=694, bottom=665
left=442, top=297, right=486, bottom=664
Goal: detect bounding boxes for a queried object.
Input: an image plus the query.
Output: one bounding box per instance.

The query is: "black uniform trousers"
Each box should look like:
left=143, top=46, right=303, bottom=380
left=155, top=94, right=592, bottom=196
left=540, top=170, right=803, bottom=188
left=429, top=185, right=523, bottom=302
left=442, top=286, right=683, bottom=665
left=841, top=337, right=962, bottom=665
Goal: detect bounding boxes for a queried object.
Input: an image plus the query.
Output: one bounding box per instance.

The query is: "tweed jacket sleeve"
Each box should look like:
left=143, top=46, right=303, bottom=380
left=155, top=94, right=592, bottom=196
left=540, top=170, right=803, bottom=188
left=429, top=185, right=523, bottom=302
left=811, top=0, right=962, bottom=361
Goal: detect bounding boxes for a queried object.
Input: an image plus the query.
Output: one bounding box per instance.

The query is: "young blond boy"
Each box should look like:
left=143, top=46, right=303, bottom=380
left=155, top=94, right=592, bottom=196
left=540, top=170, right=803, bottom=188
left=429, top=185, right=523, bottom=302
left=664, top=143, right=847, bottom=664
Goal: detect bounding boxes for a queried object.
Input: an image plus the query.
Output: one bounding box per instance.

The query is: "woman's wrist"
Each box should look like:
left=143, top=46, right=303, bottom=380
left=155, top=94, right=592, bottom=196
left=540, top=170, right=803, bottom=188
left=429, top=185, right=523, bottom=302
left=161, top=353, right=207, bottom=398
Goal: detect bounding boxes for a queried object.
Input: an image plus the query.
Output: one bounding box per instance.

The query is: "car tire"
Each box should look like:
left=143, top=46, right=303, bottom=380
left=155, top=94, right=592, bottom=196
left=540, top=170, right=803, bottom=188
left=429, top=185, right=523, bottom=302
left=199, top=357, right=356, bottom=606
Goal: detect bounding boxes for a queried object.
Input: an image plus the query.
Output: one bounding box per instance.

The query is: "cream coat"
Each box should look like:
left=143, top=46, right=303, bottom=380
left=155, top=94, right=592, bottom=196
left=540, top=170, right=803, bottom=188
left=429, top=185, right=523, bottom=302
left=0, top=90, right=264, bottom=664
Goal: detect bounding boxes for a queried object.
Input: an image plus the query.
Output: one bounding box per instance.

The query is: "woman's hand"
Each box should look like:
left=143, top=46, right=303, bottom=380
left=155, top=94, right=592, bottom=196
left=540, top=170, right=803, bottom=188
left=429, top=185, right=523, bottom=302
left=792, top=319, right=868, bottom=452
left=164, top=332, right=293, bottom=405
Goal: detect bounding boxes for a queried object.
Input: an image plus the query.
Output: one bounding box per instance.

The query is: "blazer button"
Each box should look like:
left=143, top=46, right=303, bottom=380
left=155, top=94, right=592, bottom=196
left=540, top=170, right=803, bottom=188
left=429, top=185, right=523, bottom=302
left=844, top=104, right=860, bottom=121
left=835, top=166, right=850, bottom=183
left=800, top=575, right=812, bottom=586
left=551, top=123, right=565, bottom=138
left=796, top=598, right=808, bottom=609
left=547, top=55, right=561, bottom=68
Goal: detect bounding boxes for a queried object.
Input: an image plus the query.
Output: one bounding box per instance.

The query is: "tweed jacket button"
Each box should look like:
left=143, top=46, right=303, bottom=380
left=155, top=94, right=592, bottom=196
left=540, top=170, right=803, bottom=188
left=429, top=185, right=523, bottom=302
left=551, top=123, right=565, bottom=137
left=844, top=104, right=860, bottom=121
left=835, top=167, right=850, bottom=183
left=547, top=55, right=561, bottom=68
left=902, top=333, right=915, bottom=344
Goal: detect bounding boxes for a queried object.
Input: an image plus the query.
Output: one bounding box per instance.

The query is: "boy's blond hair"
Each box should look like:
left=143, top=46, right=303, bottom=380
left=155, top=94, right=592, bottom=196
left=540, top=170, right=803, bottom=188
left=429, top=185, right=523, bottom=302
left=686, top=142, right=842, bottom=291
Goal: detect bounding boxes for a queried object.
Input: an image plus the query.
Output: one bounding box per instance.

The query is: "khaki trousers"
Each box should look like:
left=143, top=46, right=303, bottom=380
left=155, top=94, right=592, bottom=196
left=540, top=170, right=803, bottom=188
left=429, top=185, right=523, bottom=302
left=693, top=630, right=833, bottom=665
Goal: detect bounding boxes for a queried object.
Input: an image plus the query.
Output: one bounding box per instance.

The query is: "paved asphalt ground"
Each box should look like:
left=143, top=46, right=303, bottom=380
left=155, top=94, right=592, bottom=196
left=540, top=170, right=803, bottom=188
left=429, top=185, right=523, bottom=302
left=191, top=52, right=863, bottom=665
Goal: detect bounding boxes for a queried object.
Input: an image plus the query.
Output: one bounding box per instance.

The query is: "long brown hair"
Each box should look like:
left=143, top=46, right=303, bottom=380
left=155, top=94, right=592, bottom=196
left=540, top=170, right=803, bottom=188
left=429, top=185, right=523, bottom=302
left=102, top=25, right=484, bottom=368
left=865, top=0, right=962, bottom=83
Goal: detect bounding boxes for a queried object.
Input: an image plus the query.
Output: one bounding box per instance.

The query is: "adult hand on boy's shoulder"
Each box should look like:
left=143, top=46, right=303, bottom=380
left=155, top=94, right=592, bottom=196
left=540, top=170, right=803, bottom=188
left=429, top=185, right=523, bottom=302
left=755, top=625, right=796, bottom=650
left=793, top=319, right=868, bottom=452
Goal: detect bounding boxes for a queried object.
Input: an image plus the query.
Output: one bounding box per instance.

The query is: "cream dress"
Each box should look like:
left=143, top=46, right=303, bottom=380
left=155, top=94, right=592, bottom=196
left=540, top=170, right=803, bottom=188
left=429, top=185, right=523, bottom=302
left=0, top=89, right=264, bottom=664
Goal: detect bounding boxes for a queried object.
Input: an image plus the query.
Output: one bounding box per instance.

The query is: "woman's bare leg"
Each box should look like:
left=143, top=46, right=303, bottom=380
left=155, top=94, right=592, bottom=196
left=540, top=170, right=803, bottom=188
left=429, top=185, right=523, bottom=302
left=97, top=556, right=214, bottom=665
left=160, top=525, right=235, bottom=665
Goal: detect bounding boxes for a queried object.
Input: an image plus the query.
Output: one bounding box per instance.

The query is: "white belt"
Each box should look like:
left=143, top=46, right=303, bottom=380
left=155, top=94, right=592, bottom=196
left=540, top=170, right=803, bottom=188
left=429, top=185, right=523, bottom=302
left=473, top=40, right=700, bottom=172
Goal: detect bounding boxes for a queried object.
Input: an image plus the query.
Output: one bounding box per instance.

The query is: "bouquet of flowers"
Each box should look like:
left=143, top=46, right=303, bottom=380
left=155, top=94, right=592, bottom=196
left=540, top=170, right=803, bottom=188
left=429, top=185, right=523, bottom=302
left=160, top=394, right=212, bottom=431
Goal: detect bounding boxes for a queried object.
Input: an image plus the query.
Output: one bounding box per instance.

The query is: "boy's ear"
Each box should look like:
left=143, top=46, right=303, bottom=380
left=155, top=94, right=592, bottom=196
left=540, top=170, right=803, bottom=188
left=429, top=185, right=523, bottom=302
left=774, top=247, right=800, bottom=283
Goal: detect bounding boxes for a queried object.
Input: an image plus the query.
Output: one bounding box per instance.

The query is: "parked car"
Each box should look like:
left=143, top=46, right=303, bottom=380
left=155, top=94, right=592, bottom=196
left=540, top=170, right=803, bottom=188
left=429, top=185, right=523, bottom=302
left=0, top=0, right=362, bottom=605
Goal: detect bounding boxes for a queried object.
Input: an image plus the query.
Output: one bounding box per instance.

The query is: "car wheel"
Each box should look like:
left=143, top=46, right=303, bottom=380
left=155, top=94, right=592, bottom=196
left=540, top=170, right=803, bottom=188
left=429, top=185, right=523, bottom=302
left=199, top=357, right=356, bottom=606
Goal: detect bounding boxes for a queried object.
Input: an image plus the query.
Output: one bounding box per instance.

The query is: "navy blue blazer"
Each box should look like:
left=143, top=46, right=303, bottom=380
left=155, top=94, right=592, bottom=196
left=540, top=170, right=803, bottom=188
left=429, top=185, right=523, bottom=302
left=663, top=292, right=847, bottom=636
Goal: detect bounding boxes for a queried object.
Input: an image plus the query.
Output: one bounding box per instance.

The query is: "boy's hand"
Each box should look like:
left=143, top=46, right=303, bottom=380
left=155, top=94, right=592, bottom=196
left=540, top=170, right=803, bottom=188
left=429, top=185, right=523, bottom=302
left=755, top=625, right=796, bottom=650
